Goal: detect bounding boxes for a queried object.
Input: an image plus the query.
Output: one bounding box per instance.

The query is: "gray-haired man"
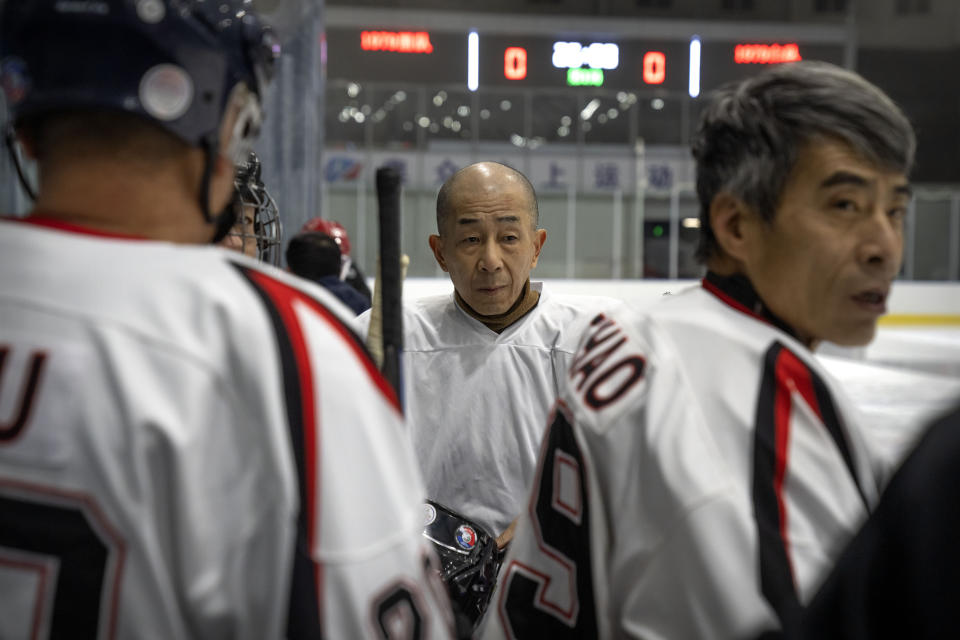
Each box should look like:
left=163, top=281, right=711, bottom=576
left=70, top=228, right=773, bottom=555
left=486, top=60, right=914, bottom=640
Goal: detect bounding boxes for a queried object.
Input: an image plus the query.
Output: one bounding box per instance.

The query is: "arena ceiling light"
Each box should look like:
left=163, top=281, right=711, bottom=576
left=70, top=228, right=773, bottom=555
left=688, top=36, right=701, bottom=98
left=468, top=31, right=479, bottom=91
left=580, top=98, right=602, bottom=121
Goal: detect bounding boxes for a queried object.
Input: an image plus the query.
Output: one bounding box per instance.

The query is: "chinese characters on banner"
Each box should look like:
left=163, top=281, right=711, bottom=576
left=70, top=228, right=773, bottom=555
left=322, top=148, right=693, bottom=193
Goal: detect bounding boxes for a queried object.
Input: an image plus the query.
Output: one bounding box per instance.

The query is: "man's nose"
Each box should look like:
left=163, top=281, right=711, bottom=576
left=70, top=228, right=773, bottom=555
left=858, top=206, right=903, bottom=277
left=478, top=240, right=503, bottom=271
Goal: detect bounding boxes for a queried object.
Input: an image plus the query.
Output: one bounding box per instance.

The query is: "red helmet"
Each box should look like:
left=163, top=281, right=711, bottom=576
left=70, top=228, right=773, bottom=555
left=301, top=217, right=351, bottom=256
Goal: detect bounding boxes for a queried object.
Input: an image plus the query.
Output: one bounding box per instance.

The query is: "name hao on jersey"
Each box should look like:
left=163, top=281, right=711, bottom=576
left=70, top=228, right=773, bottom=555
left=569, top=313, right=645, bottom=410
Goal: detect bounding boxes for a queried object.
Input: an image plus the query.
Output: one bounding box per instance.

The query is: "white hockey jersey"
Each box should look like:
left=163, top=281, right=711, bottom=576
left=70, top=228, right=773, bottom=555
left=359, top=286, right=625, bottom=537
left=483, top=273, right=880, bottom=640
left=0, top=218, right=453, bottom=639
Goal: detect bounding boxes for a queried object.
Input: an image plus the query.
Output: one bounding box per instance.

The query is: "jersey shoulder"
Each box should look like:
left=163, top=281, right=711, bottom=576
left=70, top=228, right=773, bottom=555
left=541, top=290, right=630, bottom=315
left=406, top=292, right=458, bottom=323
left=228, top=257, right=393, bottom=405
left=534, top=290, right=633, bottom=349
left=647, top=284, right=806, bottom=356
left=558, top=304, right=669, bottom=433
left=403, top=293, right=482, bottom=349
left=227, top=254, right=363, bottom=335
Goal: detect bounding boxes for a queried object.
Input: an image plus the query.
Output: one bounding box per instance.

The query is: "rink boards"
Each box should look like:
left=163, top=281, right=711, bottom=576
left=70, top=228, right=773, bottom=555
left=399, top=278, right=960, bottom=469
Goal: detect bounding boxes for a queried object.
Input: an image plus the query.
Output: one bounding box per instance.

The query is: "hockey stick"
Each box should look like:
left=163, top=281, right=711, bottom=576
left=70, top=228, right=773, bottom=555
left=374, top=166, right=405, bottom=409
left=365, top=251, right=409, bottom=394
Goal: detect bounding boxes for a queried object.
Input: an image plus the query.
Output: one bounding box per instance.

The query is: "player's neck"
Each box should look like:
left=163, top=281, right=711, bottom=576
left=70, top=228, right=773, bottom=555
left=31, top=163, right=215, bottom=244
left=456, top=280, right=540, bottom=333
left=705, top=253, right=743, bottom=279
left=705, top=260, right=819, bottom=350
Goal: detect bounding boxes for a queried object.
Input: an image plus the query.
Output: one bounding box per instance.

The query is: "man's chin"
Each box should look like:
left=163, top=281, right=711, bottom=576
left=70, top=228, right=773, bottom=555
left=464, top=289, right=513, bottom=315
left=828, top=323, right=878, bottom=348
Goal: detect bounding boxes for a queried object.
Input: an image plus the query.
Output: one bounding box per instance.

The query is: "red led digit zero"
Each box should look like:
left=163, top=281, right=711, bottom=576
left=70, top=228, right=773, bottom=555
left=504, top=47, right=527, bottom=80
left=642, top=51, right=665, bottom=84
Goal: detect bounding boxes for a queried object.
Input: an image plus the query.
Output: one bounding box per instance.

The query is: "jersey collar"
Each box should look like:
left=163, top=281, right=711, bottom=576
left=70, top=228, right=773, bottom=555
left=9, top=215, right=147, bottom=240
left=454, top=279, right=541, bottom=335
left=701, top=271, right=801, bottom=343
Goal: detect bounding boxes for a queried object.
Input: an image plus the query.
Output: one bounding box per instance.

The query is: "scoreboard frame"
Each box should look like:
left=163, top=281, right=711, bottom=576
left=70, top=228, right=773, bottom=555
left=327, top=26, right=846, bottom=95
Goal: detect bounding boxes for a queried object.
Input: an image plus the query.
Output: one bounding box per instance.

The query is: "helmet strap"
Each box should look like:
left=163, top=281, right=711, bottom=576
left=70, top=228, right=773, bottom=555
left=200, top=135, right=237, bottom=244
left=5, top=125, right=37, bottom=201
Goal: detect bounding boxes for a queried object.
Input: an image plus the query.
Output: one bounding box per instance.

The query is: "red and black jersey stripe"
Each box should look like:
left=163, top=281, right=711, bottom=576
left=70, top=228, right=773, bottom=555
left=704, top=270, right=872, bottom=629
left=702, top=271, right=801, bottom=341
left=752, top=341, right=869, bottom=630
left=234, top=264, right=400, bottom=639
left=236, top=264, right=401, bottom=638
left=236, top=265, right=324, bottom=639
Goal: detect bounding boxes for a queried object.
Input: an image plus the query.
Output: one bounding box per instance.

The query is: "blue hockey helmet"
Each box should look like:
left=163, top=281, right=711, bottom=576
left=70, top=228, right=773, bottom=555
left=0, top=0, right=279, bottom=152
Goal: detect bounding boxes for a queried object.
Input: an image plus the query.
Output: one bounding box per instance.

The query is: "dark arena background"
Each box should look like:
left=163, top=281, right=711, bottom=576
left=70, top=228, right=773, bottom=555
left=2, top=0, right=959, bottom=283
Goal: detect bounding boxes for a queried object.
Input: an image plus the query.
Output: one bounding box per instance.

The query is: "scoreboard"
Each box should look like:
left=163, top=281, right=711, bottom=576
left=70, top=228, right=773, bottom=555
left=327, top=27, right=845, bottom=95
left=478, top=35, right=690, bottom=92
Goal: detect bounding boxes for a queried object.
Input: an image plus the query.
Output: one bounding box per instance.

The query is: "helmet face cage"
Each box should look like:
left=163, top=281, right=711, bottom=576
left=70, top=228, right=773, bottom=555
left=228, top=152, right=282, bottom=265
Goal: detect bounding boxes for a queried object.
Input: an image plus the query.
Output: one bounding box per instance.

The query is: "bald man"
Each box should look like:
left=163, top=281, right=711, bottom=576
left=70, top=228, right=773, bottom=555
left=360, top=162, right=624, bottom=545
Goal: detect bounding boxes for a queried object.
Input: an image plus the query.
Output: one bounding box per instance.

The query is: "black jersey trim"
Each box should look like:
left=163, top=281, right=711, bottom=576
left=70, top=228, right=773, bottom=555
left=235, top=265, right=324, bottom=640
left=810, top=370, right=870, bottom=508
left=753, top=342, right=802, bottom=629
left=702, top=271, right=801, bottom=342
left=753, top=342, right=869, bottom=630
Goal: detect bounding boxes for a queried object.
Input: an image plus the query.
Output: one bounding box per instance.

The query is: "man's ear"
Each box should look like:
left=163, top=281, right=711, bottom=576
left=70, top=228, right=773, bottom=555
left=530, top=228, right=547, bottom=268
left=213, top=149, right=234, bottom=179
left=428, top=234, right=448, bottom=272
left=709, top=192, right=754, bottom=263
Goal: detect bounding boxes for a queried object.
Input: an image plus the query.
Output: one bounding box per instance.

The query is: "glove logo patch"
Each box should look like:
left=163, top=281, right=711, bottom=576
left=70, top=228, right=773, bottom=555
left=455, top=525, right=478, bottom=550
left=423, top=503, right=437, bottom=527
